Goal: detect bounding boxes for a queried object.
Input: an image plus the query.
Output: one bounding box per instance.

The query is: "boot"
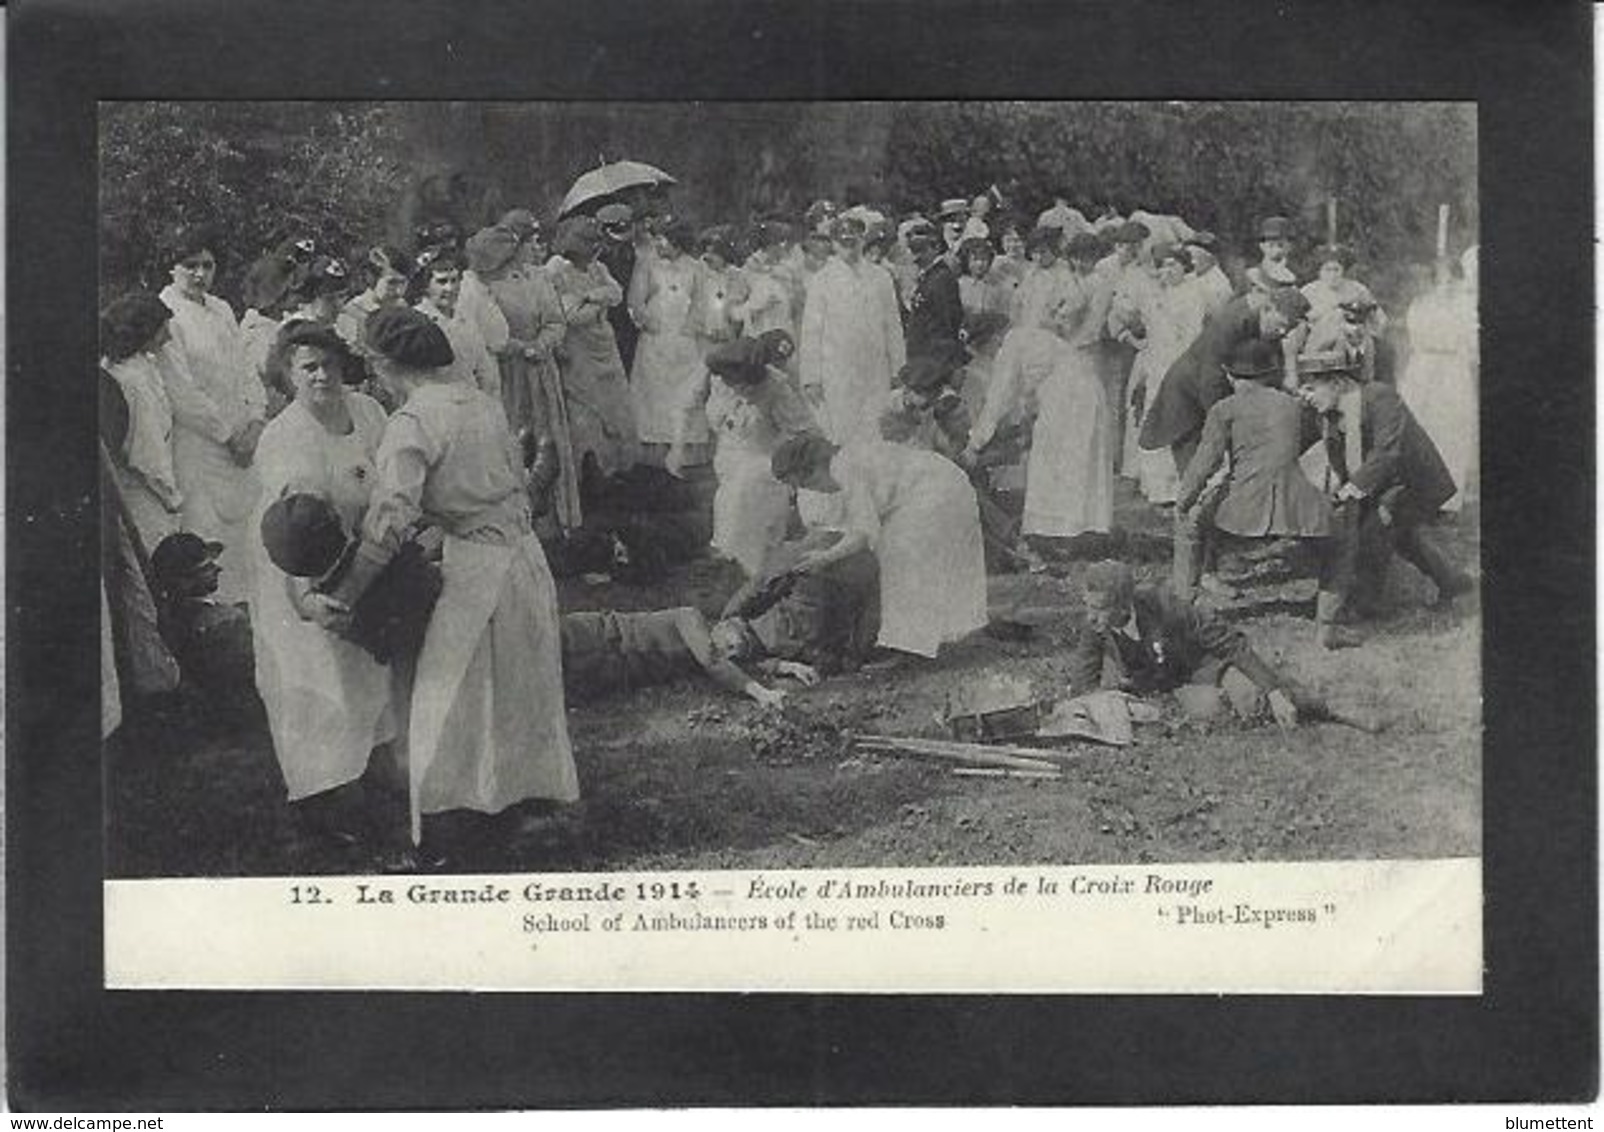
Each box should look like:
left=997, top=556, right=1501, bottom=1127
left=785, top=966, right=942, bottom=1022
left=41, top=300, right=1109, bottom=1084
left=1394, top=526, right=1472, bottom=608
left=1315, top=589, right=1361, bottom=650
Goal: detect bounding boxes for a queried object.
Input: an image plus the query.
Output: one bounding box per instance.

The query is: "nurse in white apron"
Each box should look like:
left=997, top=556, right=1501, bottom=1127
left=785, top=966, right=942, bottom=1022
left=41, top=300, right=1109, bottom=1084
left=330, top=306, right=577, bottom=857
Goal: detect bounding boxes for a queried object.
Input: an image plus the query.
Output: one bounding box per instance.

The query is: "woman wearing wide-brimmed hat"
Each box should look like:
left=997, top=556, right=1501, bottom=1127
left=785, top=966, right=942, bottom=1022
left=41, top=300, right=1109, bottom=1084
left=329, top=306, right=577, bottom=855
left=249, top=321, right=396, bottom=853
left=157, top=225, right=268, bottom=604
left=626, top=219, right=705, bottom=467
left=548, top=215, right=640, bottom=488
left=463, top=223, right=581, bottom=530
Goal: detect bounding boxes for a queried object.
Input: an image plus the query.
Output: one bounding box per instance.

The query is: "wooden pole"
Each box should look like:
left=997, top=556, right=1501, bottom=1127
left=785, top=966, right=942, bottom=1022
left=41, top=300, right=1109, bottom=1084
left=1436, top=203, right=1450, bottom=258
left=854, top=734, right=1060, bottom=773
left=1327, top=196, right=1337, bottom=245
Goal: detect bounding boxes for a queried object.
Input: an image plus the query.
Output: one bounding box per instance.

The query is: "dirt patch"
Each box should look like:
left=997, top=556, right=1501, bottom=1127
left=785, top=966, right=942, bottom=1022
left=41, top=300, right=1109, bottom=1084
left=106, top=487, right=1481, bottom=877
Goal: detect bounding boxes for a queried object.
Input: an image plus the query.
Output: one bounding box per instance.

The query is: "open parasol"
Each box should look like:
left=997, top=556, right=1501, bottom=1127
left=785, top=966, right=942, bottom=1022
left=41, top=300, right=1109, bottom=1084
left=558, top=159, right=677, bottom=218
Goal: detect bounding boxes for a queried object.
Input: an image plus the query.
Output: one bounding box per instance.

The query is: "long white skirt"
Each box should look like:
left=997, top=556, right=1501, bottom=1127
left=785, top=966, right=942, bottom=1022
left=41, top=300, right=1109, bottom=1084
left=630, top=329, right=706, bottom=445
left=1124, top=359, right=1178, bottom=503
left=173, top=430, right=260, bottom=604
left=1023, top=361, right=1116, bottom=537
left=253, top=563, right=395, bottom=802
left=407, top=533, right=577, bottom=841
left=712, top=447, right=791, bottom=576
left=878, top=461, right=988, bottom=657
left=1400, top=352, right=1477, bottom=511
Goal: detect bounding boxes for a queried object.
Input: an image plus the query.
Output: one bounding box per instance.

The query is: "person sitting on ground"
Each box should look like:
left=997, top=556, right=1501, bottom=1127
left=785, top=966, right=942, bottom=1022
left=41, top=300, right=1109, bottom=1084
left=1067, top=561, right=1355, bottom=731
left=148, top=531, right=256, bottom=708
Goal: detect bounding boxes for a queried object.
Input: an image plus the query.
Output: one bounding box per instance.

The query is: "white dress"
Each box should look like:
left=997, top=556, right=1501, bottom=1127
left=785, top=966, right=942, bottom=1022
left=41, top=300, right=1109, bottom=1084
left=834, top=441, right=987, bottom=658
left=1399, top=285, right=1478, bottom=510
left=973, top=328, right=1113, bottom=539
left=159, top=284, right=266, bottom=603
left=627, top=252, right=703, bottom=444
left=799, top=258, right=905, bottom=446
left=103, top=351, right=185, bottom=550
left=702, top=372, right=817, bottom=575
left=1011, top=263, right=1074, bottom=335
left=1127, top=279, right=1206, bottom=502
left=365, top=382, right=577, bottom=841
left=251, top=394, right=395, bottom=802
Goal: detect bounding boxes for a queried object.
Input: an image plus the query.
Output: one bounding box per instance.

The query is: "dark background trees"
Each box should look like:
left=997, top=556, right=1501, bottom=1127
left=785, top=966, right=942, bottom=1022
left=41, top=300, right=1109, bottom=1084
left=100, top=100, right=1474, bottom=309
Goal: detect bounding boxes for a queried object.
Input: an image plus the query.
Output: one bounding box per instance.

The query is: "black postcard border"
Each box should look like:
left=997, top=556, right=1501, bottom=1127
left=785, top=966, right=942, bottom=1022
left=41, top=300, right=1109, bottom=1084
left=7, top=0, right=1596, bottom=1110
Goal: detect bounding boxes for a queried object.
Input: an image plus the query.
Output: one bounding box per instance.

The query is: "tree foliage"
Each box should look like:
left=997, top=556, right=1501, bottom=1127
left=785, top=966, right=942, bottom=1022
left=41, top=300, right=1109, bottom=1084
left=98, top=102, right=411, bottom=307
left=98, top=101, right=1475, bottom=313
left=883, top=101, right=1477, bottom=288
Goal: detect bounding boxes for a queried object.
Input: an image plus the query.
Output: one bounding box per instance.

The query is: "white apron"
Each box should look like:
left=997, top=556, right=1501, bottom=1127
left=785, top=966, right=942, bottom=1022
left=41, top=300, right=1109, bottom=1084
left=1024, top=353, right=1115, bottom=537
left=405, top=533, right=577, bottom=842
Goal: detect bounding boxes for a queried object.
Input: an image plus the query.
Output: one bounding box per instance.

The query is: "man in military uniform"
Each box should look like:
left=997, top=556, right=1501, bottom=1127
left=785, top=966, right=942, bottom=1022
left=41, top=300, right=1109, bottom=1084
left=901, top=219, right=965, bottom=364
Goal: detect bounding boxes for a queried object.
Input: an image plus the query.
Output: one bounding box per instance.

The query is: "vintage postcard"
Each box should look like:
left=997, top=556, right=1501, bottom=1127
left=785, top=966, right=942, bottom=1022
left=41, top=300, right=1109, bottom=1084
left=98, top=99, right=1481, bottom=994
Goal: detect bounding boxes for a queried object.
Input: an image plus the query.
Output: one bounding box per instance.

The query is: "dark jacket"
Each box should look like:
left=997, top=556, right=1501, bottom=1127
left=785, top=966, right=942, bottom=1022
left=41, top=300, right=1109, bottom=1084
left=1324, top=382, right=1456, bottom=511
left=1141, top=294, right=1260, bottom=451
left=560, top=608, right=747, bottom=701
left=1066, top=584, right=1286, bottom=697
left=723, top=535, right=880, bottom=674
left=599, top=240, right=640, bottom=371
left=1176, top=382, right=1333, bottom=538
left=904, top=259, right=965, bottom=362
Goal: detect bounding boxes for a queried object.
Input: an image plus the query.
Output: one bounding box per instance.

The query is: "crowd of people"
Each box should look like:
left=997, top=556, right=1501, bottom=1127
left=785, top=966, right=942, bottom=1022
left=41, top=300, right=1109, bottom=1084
left=98, top=175, right=1481, bottom=869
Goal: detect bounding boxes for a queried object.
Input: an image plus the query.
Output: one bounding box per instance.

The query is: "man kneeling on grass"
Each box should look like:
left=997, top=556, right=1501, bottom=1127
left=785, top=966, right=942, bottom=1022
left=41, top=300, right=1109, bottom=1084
left=1067, top=561, right=1376, bottom=731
